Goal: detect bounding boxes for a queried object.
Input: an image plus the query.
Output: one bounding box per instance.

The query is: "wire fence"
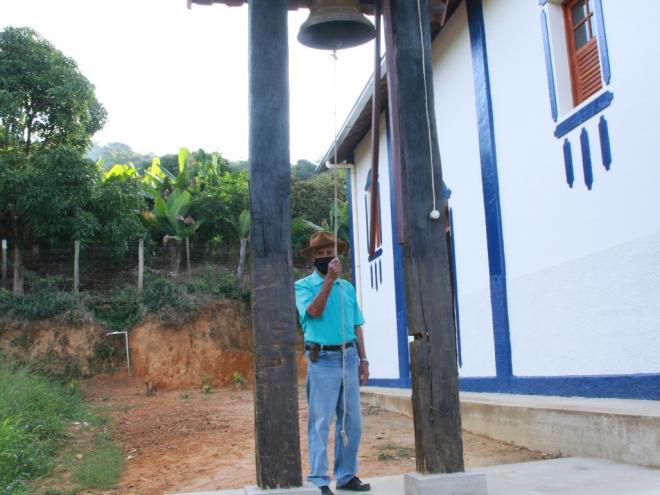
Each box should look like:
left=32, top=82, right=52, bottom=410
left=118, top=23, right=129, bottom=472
left=0, top=239, right=248, bottom=295
left=0, top=239, right=321, bottom=294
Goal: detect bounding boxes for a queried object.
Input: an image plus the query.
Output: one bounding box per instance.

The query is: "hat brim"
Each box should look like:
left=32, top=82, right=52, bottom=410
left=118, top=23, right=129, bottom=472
left=301, top=239, right=348, bottom=258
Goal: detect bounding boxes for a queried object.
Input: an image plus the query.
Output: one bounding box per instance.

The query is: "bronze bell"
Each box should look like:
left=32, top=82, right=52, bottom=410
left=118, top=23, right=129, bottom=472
left=298, top=0, right=376, bottom=50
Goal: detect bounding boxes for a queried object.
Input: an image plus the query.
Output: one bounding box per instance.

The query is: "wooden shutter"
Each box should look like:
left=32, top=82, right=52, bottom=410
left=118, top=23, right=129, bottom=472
left=564, top=0, right=603, bottom=105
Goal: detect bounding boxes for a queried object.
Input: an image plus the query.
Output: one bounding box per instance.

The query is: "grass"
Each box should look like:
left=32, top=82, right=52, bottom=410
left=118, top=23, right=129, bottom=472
left=0, top=365, right=123, bottom=494
left=376, top=442, right=414, bottom=462
left=72, top=438, right=124, bottom=490
left=0, top=366, right=82, bottom=493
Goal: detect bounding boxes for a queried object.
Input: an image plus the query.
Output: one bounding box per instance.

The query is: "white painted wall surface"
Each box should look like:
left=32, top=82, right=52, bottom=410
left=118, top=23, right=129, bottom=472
left=480, top=0, right=660, bottom=375
left=353, top=114, right=400, bottom=379
left=432, top=3, right=496, bottom=377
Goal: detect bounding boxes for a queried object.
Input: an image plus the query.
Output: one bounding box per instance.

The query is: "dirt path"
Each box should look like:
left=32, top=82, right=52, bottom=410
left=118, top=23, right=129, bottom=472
left=82, top=372, right=552, bottom=495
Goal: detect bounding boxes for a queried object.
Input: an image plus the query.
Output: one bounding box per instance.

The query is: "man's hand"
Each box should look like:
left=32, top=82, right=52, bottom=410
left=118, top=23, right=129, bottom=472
left=359, top=361, right=369, bottom=386
left=326, top=257, right=341, bottom=281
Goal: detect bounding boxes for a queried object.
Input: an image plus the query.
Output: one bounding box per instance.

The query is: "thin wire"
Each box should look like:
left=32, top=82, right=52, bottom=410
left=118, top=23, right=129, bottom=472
left=416, top=0, right=438, bottom=214
left=332, top=49, right=349, bottom=448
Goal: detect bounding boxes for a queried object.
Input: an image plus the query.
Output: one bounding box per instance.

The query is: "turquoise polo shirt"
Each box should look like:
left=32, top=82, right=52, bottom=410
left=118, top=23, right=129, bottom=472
left=295, top=271, right=365, bottom=345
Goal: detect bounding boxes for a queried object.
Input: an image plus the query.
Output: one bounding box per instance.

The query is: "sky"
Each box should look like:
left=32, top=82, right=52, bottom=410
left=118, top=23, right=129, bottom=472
left=0, top=0, right=377, bottom=162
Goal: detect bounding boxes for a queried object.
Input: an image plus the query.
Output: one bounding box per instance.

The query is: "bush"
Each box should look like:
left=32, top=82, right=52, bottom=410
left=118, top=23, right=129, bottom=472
left=91, top=287, right=142, bottom=332
left=2, top=289, right=84, bottom=321
left=0, top=366, right=83, bottom=492
left=142, top=276, right=194, bottom=324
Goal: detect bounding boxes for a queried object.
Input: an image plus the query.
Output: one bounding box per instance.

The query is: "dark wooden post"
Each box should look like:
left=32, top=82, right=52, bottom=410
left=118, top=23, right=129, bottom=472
left=388, top=0, right=465, bottom=474
left=248, top=0, right=303, bottom=489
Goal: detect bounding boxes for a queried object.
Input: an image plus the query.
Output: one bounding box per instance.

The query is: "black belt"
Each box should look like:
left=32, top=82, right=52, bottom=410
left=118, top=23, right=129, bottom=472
left=304, top=341, right=355, bottom=352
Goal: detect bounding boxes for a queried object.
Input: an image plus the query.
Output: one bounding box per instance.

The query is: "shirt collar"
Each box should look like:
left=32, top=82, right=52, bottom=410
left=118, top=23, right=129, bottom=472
left=310, top=270, right=341, bottom=286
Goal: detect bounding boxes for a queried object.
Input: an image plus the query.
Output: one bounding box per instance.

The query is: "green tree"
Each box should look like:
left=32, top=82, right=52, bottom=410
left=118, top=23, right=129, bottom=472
left=93, top=164, right=148, bottom=257
left=0, top=27, right=107, bottom=295
left=291, top=159, right=317, bottom=180
left=0, top=27, right=106, bottom=154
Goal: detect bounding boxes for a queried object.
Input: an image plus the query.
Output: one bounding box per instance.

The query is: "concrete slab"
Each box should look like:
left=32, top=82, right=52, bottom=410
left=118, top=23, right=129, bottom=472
left=170, top=457, right=660, bottom=495
left=404, top=471, right=487, bottom=495
left=244, top=483, right=318, bottom=495
left=360, top=387, right=660, bottom=468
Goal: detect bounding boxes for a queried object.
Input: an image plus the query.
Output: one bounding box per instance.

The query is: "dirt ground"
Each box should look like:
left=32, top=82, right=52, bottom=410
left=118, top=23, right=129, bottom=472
left=81, top=371, right=553, bottom=495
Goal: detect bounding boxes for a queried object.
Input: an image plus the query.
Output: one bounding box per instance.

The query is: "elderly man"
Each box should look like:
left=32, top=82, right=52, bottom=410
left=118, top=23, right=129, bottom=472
left=295, top=231, right=371, bottom=495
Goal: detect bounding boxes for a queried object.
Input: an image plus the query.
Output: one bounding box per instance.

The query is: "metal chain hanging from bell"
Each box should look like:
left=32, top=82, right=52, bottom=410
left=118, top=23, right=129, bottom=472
left=297, top=0, right=376, bottom=50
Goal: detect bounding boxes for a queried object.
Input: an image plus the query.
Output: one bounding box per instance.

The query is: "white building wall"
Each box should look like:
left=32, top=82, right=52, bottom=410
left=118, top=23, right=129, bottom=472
left=352, top=114, right=400, bottom=379
left=481, top=0, right=660, bottom=375
left=431, top=3, right=496, bottom=377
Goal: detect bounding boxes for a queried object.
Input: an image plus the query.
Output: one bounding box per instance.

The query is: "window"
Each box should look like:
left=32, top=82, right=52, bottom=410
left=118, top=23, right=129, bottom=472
left=563, top=0, right=603, bottom=105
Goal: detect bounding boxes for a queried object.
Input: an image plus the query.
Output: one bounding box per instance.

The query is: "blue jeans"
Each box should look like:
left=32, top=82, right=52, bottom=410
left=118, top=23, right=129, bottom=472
left=306, top=345, right=362, bottom=487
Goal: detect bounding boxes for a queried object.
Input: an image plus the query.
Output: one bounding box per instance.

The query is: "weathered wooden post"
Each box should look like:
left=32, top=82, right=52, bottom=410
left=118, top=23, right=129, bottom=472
left=73, top=240, right=80, bottom=294
left=248, top=0, right=303, bottom=489
left=137, top=239, right=144, bottom=294
left=387, top=0, right=485, bottom=492
left=1, top=240, right=7, bottom=288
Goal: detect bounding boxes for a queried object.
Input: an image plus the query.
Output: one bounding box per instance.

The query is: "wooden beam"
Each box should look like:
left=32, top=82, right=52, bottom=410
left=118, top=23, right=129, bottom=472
left=248, top=0, right=303, bottom=488
left=388, top=0, right=464, bottom=474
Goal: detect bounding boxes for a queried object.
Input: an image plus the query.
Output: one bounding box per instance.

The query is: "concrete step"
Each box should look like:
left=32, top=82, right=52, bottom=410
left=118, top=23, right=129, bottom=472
left=360, top=387, right=660, bottom=468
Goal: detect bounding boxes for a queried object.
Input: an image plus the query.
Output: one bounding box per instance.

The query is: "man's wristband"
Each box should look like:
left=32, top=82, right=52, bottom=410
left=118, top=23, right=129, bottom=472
left=360, top=358, right=369, bottom=364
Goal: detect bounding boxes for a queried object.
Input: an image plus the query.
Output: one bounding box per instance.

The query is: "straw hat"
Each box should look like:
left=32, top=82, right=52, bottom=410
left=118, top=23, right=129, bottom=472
left=301, top=231, right=348, bottom=257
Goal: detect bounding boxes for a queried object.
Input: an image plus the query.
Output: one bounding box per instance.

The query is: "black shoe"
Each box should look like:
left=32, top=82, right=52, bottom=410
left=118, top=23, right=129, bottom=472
left=336, top=477, right=371, bottom=491
left=320, top=486, right=334, bottom=495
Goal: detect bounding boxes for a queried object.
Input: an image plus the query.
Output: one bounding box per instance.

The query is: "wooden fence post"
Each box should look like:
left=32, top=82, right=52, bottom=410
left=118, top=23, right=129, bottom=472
left=185, top=237, right=191, bottom=273
left=73, top=240, right=80, bottom=294
left=138, top=239, right=144, bottom=294
left=1, top=240, right=7, bottom=288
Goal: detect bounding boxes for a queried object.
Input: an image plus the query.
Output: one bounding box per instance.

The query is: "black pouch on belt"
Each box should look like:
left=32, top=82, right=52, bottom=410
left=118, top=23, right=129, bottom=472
left=309, top=343, right=320, bottom=363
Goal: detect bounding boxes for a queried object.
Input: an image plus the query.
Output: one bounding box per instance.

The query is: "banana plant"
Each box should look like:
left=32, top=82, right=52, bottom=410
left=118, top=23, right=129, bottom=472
left=142, top=188, right=201, bottom=275
left=297, top=200, right=350, bottom=246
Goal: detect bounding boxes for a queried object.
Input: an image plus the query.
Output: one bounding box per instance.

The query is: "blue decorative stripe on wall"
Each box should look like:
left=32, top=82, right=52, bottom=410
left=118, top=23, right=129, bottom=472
left=593, top=0, right=611, bottom=85
left=460, top=373, right=660, bottom=400
left=466, top=0, right=513, bottom=378
left=598, top=116, right=612, bottom=170
left=563, top=138, right=574, bottom=188
left=540, top=10, right=558, bottom=122
left=449, top=208, right=463, bottom=368
left=386, top=109, right=411, bottom=388
left=580, top=128, right=593, bottom=190
left=555, top=91, right=614, bottom=138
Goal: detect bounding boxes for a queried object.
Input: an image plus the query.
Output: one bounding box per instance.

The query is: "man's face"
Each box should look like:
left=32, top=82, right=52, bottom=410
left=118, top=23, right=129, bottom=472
left=313, top=246, right=336, bottom=261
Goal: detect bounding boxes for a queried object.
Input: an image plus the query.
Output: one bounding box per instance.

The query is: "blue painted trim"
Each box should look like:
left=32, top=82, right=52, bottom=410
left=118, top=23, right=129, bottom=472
left=449, top=208, right=462, bottom=368
left=460, top=373, right=660, bottom=400
left=386, top=109, right=411, bottom=388
left=555, top=91, right=614, bottom=138
left=368, top=248, right=383, bottom=262
left=598, top=116, right=612, bottom=170
left=540, top=10, right=558, bottom=122
left=346, top=165, right=357, bottom=284
left=593, top=0, right=611, bottom=85
left=580, top=127, right=593, bottom=190
left=467, top=0, right=513, bottom=379
left=563, top=138, right=575, bottom=188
